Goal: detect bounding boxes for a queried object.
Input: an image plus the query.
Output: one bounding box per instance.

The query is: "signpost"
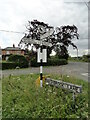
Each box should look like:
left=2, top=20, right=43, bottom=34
left=19, top=24, right=54, bottom=87
left=45, top=78, right=82, bottom=100
left=45, top=78, right=82, bottom=93
left=19, top=27, right=54, bottom=87
left=37, top=48, right=47, bottom=63
left=37, top=28, right=54, bottom=87
left=37, top=47, right=47, bottom=87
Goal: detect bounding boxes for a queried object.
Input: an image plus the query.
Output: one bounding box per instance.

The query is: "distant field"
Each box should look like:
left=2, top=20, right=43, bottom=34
left=2, top=74, right=88, bottom=118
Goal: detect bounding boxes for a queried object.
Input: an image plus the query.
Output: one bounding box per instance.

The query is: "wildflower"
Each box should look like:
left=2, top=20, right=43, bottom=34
left=53, top=92, right=56, bottom=94
left=48, top=89, right=52, bottom=93
left=47, top=99, right=49, bottom=101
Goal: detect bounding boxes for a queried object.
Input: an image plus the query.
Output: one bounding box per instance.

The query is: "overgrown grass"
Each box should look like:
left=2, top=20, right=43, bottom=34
left=2, top=74, right=88, bottom=119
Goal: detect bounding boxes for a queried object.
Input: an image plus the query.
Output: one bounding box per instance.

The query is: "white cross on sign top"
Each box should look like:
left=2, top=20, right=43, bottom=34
left=37, top=48, right=47, bottom=63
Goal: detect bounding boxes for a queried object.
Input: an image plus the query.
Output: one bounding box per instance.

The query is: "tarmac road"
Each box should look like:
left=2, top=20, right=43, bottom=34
left=2, top=62, right=89, bottom=81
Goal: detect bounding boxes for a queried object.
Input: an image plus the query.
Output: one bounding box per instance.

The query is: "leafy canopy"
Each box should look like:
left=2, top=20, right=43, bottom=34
left=18, top=20, right=79, bottom=58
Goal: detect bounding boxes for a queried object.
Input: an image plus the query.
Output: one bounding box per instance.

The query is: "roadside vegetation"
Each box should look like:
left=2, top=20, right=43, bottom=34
left=69, top=55, right=90, bottom=62
left=2, top=74, right=88, bottom=118
left=2, top=53, right=68, bottom=69
left=2, top=55, right=29, bottom=70
left=30, top=57, right=67, bottom=67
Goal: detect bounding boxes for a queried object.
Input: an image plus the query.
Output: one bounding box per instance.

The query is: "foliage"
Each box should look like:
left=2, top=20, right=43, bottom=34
left=68, top=56, right=83, bottom=62
left=30, top=58, right=39, bottom=67
left=8, top=54, right=28, bottom=63
left=47, top=58, right=68, bottom=66
left=2, top=61, right=28, bottom=70
left=2, top=62, right=19, bottom=70
left=18, top=20, right=79, bottom=59
left=2, top=74, right=88, bottom=118
left=30, top=57, right=68, bottom=67
left=25, top=48, right=37, bottom=61
left=68, top=55, right=90, bottom=62
left=1, top=55, right=29, bottom=69
left=82, top=55, right=90, bottom=62
left=56, top=52, right=69, bottom=60
left=8, top=54, right=29, bottom=68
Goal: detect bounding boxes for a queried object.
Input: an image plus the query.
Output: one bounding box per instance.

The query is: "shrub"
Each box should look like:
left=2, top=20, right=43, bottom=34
left=8, top=55, right=29, bottom=68
left=2, top=62, right=19, bottom=70
left=30, top=58, right=39, bottom=67
left=82, top=55, right=90, bottom=62
left=57, top=54, right=69, bottom=60
left=47, top=58, right=67, bottom=66
left=30, top=57, right=68, bottom=67
left=2, top=61, right=29, bottom=70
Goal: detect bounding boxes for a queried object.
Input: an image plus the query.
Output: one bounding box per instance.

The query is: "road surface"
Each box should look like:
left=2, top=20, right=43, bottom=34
left=2, top=62, right=89, bottom=81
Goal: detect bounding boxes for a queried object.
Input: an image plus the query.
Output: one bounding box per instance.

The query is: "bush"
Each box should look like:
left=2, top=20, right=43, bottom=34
left=82, top=55, right=90, bottom=62
left=47, top=58, right=67, bottom=66
left=2, top=62, right=19, bottom=70
left=30, top=58, right=39, bottom=67
left=8, top=55, right=29, bottom=68
left=57, top=54, right=69, bottom=60
left=2, top=61, right=29, bottom=70
left=30, top=57, right=68, bottom=67
left=1, top=55, right=29, bottom=70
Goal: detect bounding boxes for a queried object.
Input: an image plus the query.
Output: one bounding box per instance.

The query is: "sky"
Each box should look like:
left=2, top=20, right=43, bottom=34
left=0, top=0, right=89, bottom=56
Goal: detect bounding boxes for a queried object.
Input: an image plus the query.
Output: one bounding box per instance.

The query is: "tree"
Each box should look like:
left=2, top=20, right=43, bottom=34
left=8, top=54, right=29, bottom=68
left=55, top=45, right=69, bottom=60
left=18, top=20, right=79, bottom=59
left=25, top=46, right=37, bottom=61
left=54, top=25, right=79, bottom=59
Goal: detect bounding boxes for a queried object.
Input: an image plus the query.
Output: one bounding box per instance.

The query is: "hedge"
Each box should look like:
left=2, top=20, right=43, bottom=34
left=2, top=62, right=28, bottom=70
left=1, top=58, right=68, bottom=69
left=82, top=55, right=90, bottom=62
left=30, top=58, right=68, bottom=67
left=8, top=54, right=28, bottom=66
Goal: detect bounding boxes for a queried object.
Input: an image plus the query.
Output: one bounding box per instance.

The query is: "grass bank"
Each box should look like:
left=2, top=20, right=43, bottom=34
left=2, top=74, right=88, bottom=119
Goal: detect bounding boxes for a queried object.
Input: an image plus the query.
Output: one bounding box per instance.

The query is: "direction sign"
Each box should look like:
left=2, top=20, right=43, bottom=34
left=45, top=78, right=82, bottom=93
left=21, top=37, right=52, bottom=47
left=37, top=48, right=47, bottom=63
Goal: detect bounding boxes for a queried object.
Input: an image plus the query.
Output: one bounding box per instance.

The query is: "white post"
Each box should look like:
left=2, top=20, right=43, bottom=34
left=40, top=41, right=43, bottom=87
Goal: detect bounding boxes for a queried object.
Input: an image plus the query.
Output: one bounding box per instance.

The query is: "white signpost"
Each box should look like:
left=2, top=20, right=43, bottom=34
left=37, top=48, right=47, bottom=63
left=37, top=47, right=47, bottom=87
left=37, top=28, right=54, bottom=87
left=19, top=27, right=54, bottom=87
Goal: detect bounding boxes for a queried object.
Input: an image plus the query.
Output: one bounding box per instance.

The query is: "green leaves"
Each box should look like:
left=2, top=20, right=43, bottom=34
left=2, top=74, right=88, bottom=118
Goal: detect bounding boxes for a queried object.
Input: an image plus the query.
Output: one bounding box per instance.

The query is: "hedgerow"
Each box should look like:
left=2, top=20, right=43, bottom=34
left=30, top=58, right=68, bottom=67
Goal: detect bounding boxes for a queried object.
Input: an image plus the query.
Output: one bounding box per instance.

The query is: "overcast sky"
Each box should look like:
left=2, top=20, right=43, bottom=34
left=0, top=0, right=89, bottom=56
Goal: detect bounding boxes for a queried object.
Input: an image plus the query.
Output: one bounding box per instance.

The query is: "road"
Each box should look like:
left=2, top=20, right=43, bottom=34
left=2, top=62, right=89, bottom=81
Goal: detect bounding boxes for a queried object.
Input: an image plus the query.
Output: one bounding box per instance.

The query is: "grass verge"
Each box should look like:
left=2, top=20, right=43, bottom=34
left=2, top=74, right=88, bottom=119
